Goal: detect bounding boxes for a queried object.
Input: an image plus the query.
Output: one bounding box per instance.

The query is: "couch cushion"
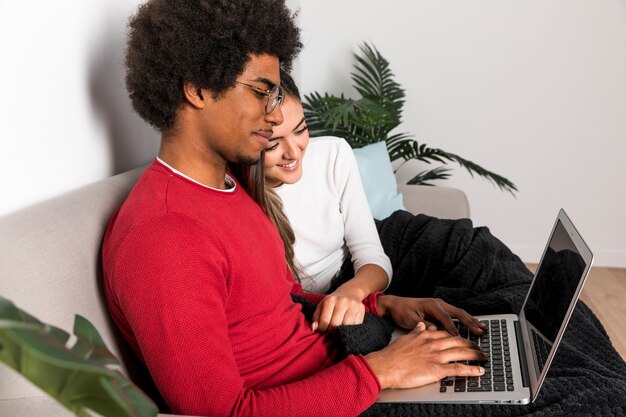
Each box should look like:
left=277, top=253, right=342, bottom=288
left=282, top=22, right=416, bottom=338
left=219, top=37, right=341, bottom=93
left=0, top=166, right=145, bottom=401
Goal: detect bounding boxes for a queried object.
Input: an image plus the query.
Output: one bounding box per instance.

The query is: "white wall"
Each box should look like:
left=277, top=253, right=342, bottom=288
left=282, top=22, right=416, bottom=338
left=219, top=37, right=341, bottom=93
left=294, top=0, right=626, bottom=267
left=0, top=0, right=158, bottom=216
left=1, top=0, right=624, bottom=267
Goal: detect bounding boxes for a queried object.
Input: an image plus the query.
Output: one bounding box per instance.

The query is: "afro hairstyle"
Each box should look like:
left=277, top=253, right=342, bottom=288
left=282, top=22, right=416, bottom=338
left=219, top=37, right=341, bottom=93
left=125, top=0, right=302, bottom=131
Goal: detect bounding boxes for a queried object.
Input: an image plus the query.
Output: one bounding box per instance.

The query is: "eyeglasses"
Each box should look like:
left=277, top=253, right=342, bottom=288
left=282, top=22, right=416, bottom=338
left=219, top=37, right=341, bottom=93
left=236, top=81, right=284, bottom=114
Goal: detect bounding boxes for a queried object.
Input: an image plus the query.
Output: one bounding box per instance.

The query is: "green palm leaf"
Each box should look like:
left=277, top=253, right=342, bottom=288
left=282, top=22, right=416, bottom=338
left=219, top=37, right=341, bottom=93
left=303, top=93, right=396, bottom=147
left=303, top=93, right=357, bottom=145
left=302, top=41, right=518, bottom=195
left=391, top=138, right=518, bottom=195
left=441, top=152, right=519, bottom=195
left=351, top=43, right=405, bottom=119
left=0, top=296, right=158, bottom=417
left=406, top=166, right=453, bottom=186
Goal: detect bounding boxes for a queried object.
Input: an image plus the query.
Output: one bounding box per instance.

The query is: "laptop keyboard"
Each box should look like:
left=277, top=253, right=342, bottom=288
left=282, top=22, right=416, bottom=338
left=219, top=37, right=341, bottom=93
left=531, top=328, right=552, bottom=371
left=439, top=319, right=515, bottom=393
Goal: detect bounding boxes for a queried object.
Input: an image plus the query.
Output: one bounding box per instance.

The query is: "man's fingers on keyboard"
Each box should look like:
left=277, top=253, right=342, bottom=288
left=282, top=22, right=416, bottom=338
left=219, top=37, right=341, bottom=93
left=430, top=337, right=484, bottom=353
left=452, top=309, right=485, bottom=335
left=444, top=362, right=486, bottom=377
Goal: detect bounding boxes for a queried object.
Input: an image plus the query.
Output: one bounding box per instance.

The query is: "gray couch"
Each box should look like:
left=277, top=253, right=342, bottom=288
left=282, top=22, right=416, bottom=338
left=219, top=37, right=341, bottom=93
left=0, top=165, right=470, bottom=417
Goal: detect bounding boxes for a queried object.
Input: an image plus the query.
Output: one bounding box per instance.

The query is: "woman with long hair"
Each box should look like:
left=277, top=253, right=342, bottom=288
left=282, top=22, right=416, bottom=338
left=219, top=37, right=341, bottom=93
left=257, top=70, right=485, bottom=335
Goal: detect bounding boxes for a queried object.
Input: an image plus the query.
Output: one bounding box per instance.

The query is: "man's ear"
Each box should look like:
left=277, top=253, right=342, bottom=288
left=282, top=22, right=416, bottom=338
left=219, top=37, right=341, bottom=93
left=183, top=81, right=206, bottom=109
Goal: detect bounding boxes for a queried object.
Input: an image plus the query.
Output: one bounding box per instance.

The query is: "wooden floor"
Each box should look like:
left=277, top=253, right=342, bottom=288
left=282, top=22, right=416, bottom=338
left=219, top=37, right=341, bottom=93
left=526, top=264, right=626, bottom=361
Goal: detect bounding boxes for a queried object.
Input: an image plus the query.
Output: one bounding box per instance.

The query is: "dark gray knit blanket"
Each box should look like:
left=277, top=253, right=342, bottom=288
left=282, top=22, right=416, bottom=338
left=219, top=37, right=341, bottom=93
left=295, top=211, right=626, bottom=417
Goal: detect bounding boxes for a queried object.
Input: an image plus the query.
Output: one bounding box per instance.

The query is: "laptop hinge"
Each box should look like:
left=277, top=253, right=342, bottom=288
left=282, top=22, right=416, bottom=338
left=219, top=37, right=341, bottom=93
left=514, top=320, right=531, bottom=388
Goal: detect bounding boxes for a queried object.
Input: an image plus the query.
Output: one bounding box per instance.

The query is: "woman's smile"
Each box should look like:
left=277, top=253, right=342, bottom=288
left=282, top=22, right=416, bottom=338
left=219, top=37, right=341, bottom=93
left=278, top=160, right=299, bottom=171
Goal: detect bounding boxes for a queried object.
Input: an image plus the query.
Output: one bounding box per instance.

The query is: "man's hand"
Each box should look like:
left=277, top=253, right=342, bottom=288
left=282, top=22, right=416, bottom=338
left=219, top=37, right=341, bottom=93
left=365, top=322, right=487, bottom=389
left=377, top=295, right=486, bottom=336
left=312, top=288, right=366, bottom=332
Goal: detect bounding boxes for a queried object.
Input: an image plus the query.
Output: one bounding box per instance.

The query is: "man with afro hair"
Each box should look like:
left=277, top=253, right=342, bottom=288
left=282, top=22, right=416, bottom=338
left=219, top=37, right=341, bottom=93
left=102, top=1, right=487, bottom=416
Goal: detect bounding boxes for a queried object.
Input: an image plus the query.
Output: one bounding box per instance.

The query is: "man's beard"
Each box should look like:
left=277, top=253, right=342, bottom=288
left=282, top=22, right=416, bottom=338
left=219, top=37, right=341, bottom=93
left=236, top=155, right=260, bottom=165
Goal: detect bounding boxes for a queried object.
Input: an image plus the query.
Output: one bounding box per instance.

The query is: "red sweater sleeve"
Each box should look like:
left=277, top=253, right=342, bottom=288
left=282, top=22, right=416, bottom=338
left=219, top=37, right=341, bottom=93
left=106, top=215, right=380, bottom=417
left=290, top=280, right=326, bottom=304
left=290, top=281, right=383, bottom=315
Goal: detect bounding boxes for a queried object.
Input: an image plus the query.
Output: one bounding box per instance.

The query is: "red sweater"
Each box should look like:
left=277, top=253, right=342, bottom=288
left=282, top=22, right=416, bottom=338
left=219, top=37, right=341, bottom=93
left=102, top=161, right=381, bottom=417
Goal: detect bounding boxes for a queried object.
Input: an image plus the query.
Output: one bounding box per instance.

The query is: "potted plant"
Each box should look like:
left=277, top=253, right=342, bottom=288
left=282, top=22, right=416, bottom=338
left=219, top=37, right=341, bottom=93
left=303, top=42, right=518, bottom=195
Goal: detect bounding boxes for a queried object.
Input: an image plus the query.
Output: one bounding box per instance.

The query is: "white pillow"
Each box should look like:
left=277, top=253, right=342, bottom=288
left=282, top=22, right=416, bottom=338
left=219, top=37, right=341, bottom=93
left=352, top=141, right=405, bottom=220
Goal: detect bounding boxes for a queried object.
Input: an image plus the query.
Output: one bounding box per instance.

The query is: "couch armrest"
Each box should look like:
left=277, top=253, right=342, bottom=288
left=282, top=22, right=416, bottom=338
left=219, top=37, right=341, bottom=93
left=398, top=184, right=470, bottom=219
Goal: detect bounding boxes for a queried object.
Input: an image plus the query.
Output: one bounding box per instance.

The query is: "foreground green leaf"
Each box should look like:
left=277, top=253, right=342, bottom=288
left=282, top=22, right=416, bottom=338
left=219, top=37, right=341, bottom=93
left=0, top=296, right=158, bottom=417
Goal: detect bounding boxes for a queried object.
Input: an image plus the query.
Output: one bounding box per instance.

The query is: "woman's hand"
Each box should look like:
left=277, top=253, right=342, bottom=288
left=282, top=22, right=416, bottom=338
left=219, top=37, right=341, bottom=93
left=311, top=264, right=389, bottom=332
left=377, top=295, right=486, bottom=336
left=312, top=287, right=366, bottom=332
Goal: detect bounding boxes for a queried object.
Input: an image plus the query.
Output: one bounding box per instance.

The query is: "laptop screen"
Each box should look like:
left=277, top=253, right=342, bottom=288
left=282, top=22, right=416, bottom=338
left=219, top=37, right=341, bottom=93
left=522, top=218, right=587, bottom=377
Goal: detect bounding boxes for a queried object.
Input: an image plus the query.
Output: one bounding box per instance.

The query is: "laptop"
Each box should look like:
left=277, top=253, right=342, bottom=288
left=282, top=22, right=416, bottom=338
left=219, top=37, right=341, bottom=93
left=377, top=208, right=593, bottom=405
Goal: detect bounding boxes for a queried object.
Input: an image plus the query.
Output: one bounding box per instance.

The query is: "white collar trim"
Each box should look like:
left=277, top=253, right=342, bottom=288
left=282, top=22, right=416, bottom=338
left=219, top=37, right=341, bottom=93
left=156, top=157, right=236, bottom=193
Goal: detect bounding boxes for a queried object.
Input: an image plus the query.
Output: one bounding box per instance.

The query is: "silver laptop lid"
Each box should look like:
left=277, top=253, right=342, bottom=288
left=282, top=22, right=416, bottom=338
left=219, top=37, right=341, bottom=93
left=518, top=209, right=593, bottom=402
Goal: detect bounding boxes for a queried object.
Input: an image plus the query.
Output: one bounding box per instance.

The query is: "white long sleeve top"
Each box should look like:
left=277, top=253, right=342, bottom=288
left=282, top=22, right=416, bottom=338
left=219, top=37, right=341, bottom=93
left=275, top=136, right=393, bottom=293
